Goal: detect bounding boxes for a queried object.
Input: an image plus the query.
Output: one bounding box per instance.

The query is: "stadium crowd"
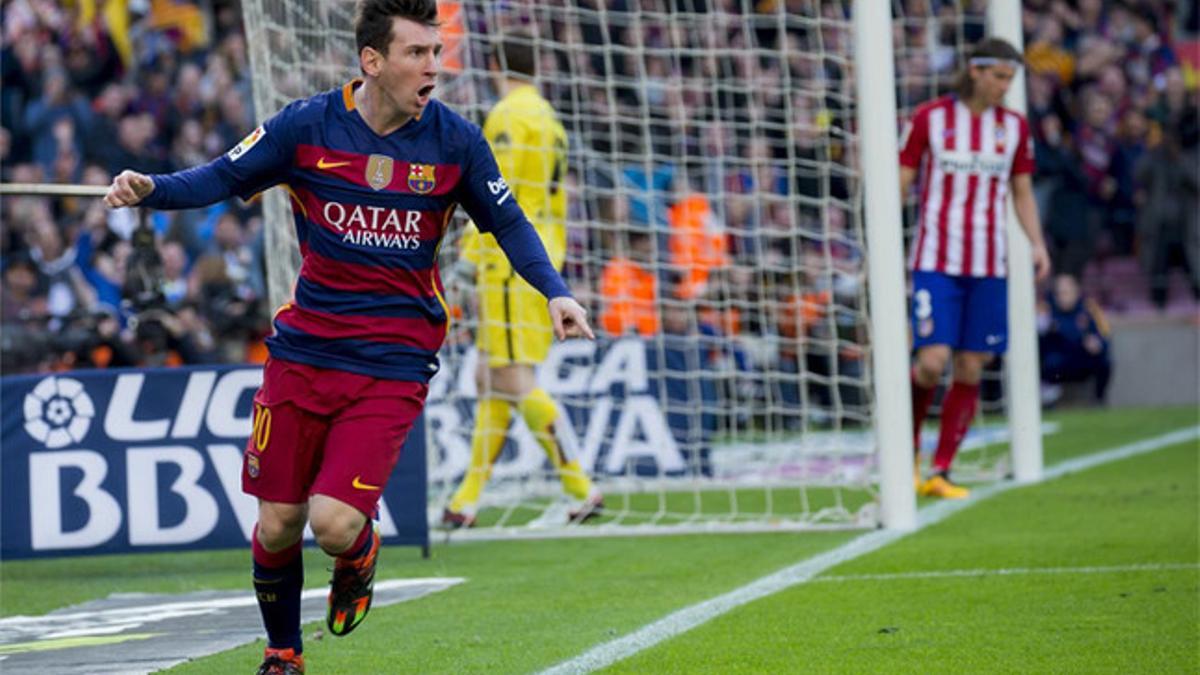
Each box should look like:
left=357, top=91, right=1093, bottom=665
left=2, top=0, right=268, bottom=373
left=1, top=0, right=1196, bottom=414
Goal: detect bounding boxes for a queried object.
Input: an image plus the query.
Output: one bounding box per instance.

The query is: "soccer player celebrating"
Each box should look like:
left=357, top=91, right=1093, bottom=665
left=901, top=38, right=1051, bottom=499
left=103, top=2, right=594, bottom=673
left=442, top=34, right=603, bottom=529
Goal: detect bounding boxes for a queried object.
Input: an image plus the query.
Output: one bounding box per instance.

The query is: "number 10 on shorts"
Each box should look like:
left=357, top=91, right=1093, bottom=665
left=251, top=403, right=272, bottom=452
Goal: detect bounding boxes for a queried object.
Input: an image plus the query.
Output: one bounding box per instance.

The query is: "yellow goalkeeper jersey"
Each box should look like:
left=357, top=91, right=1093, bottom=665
left=461, top=84, right=568, bottom=275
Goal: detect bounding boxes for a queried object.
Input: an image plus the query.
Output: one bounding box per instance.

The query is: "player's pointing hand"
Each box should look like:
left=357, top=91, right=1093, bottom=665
left=104, top=170, right=155, bottom=208
left=549, top=296, right=595, bottom=341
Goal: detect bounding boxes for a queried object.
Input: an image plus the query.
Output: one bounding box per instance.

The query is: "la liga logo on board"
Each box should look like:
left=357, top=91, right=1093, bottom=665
left=23, top=376, right=94, bottom=449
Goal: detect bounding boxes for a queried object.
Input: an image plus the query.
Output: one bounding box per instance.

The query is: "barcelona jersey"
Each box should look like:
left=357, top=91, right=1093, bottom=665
left=142, top=80, right=570, bottom=381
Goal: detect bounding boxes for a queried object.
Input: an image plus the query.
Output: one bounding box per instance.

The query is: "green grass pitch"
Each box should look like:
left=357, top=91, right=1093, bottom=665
left=2, top=406, right=1196, bottom=673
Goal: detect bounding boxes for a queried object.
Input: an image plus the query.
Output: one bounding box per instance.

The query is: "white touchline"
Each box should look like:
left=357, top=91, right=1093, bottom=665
left=0, top=578, right=465, bottom=639
left=814, top=562, right=1200, bottom=584
left=539, top=425, right=1200, bottom=675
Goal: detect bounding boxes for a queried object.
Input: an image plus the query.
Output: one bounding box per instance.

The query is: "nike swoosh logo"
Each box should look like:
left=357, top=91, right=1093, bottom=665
left=317, top=157, right=352, bottom=170
left=352, top=475, right=381, bottom=491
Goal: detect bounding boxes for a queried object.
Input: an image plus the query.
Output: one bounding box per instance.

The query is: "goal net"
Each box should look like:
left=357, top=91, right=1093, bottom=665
left=241, top=0, right=1018, bottom=536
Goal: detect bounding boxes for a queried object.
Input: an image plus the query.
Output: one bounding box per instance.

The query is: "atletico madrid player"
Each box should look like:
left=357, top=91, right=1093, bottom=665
left=104, top=1, right=594, bottom=672
left=899, top=37, right=1052, bottom=500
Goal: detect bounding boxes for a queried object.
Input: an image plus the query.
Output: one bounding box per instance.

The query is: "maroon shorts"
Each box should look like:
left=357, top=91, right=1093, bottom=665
left=241, top=357, right=428, bottom=516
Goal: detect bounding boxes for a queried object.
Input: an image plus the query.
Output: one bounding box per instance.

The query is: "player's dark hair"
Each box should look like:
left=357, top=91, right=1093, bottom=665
left=491, top=33, right=537, bottom=78
left=355, top=0, right=439, bottom=57
left=954, top=37, right=1024, bottom=99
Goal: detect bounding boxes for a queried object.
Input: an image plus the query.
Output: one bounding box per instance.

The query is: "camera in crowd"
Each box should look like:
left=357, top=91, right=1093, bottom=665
left=0, top=307, right=131, bottom=373
left=122, top=218, right=167, bottom=314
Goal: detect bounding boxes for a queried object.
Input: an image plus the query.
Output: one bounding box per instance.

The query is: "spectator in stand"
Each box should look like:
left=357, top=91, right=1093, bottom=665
left=132, top=67, right=174, bottom=141
left=1, top=255, right=47, bottom=325
left=185, top=254, right=239, bottom=360
left=600, top=229, right=660, bottom=337
left=1026, top=15, right=1076, bottom=85
left=1074, top=88, right=1118, bottom=254
left=131, top=307, right=207, bottom=367
left=208, top=212, right=256, bottom=295
left=24, top=70, right=92, bottom=181
left=1134, top=98, right=1200, bottom=309
left=62, top=19, right=124, bottom=99
left=668, top=176, right=729, bottom=302
left=1039, top=273, right=1112, bottom=404
left=160, top=240, right=190, bottom=308
left=1147, top=66, right=1190, bottom=138
left=1037, top=113, right=1094, bottom=278
left=659, top=293, right=720, bottom=475
left=26, top=209, right=94, bottom=324
left=86, top=84, right=133, bottom=170
left=106, top=113, right=172, bottom=176
left=1125, top=6, right=1177, bottom=93
left=1108, top=107, right=1150, bottom=252
left=74, top=194, right=128, bottom=312
left=774, top=268, right=831, bottom=416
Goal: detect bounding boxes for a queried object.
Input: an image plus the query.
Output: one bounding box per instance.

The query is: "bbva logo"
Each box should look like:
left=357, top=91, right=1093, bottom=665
left=23, top=376, right=94, bottom=449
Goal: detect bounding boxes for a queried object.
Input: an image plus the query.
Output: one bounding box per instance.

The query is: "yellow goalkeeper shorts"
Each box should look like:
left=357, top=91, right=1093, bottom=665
left=476, top=273, right=553, bottom=368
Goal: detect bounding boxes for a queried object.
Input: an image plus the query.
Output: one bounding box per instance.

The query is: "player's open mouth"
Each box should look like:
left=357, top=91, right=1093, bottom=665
left=417, top=84, right=435, bottom=103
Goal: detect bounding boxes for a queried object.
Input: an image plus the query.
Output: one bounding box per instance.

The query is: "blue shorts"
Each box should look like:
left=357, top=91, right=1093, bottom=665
left=911, top=271, right=1008, bottom=353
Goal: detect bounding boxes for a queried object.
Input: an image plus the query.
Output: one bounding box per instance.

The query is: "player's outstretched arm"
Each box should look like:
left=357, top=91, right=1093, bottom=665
left=458, top=129, right=588, bottom=337
left=549, top=296, right=595, bottom=341
left=104, top=170, right=155, bottom=208
left=489, top=219, right=592, bottom=340
left=104, top=111, right=299, bottom=212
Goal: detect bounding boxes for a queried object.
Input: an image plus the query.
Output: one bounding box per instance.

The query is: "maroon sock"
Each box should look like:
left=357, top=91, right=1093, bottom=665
left=338, top=522, right=373, bottom=562
left=932, top=381, right=979, bottom=473
left=911, top=370, right=937, bottom=456
left=252, top=524, right=302, bottom=568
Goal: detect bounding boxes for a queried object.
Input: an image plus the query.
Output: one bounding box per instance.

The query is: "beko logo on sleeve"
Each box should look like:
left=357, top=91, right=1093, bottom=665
left=487, top=176, right=512, bottom=205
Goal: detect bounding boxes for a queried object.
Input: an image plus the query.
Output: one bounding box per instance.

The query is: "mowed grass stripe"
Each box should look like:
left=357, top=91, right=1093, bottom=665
left=605, top=435, right=1199, bottom=674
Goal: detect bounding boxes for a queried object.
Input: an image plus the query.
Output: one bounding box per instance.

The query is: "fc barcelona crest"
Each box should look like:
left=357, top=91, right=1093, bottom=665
left=407, top=163, right=436, bottom=194
left=366, top=154, right=394, bottom=191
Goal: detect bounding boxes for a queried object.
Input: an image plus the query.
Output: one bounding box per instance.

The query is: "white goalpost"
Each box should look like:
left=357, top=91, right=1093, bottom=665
left=988, top=1, right=1044, bottom=484
left=855, top=2, right=914, bottom=531
left=238, top=0, right=1041, bottom=537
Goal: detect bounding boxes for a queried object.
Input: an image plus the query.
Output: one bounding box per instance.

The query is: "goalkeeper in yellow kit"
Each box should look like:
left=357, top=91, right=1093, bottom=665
left=442, top=35, right=602, bottom=528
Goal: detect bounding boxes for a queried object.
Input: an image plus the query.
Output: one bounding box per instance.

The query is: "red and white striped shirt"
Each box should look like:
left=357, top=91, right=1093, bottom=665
left=900, top=95, right=1034, bottom=278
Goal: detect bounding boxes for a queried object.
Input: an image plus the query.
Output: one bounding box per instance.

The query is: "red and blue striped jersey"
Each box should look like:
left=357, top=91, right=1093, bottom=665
left=142, top=80, right=571, bottom=381
left=900, top=95, right=1034, bottom=279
